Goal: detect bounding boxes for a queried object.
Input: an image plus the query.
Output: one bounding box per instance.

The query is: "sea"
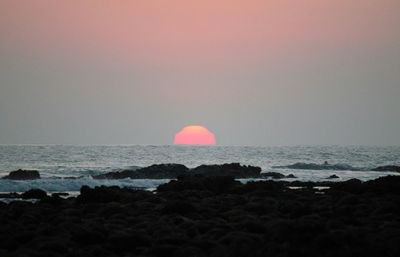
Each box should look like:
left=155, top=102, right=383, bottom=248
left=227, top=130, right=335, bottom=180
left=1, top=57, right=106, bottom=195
left=0, top=145, right=399, bottom=193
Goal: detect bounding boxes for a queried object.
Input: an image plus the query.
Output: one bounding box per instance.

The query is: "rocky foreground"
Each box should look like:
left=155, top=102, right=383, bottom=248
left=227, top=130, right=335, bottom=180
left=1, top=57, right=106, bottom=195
left=1, top=175, right=400, bottom=257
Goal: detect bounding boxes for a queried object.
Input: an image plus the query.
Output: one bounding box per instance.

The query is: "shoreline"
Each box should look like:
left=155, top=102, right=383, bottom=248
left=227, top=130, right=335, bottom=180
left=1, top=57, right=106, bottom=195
left=1, top=175, right=400, bottom=256
left=1, top=163, right=399, bottom=194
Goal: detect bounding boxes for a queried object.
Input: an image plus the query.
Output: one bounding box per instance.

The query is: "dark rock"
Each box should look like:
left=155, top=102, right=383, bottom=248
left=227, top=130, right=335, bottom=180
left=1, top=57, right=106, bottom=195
left=331, top=178, right=363, bottom=193
left=51, top=192, right=69, bottom=197
left=372, top=165, right=400, bottom=172
left=1, top=174, right=400, bottom=257
left=21, top=189, right=47, bottom=199
left=273, top=162, right=361, bottom=171
left=94, top=163, right=264, bottom=179
left=192, top=163, right=261, bottom=178
left=157, top=175, right=240, bottom=193
left=286, top=174, right=297, bottom=178
left=108, top=231, right=150, bottom=250
left=327, top=174, right=340, bottom=179
left=94, top=163, right=189, bottom=179
left=161, top=200, right=197, bottom=215
left=77, top=185, right=153, bottom=203
left=364, top=175, right=400, bottom=194
left=0, top=192, right=20, bottom=199
left=261, top=172, right=286, bottom=179
left=2, top=169, right=40, bottom=180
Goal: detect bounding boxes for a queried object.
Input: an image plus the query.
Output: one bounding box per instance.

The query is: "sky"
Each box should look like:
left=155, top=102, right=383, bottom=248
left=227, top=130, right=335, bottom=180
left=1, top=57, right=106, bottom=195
left=0, top=0, right=399, bottom=145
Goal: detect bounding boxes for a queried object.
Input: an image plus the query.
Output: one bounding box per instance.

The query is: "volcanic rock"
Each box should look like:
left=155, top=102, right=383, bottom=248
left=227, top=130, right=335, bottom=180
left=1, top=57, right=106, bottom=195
left=327, top=174, right=340, bottom=179
left=21, top=189, right=47, bottom=199
left=372, top=165, right=400, bottom=172
left=261, top=172, right=286, bottom=179
left=192, top=163, right=262, bottom=178
left=273, top=162, right=361, bottom=171
left=2, top=169, right=40, bottom=180
left=94, top=164, right=189, bottom=179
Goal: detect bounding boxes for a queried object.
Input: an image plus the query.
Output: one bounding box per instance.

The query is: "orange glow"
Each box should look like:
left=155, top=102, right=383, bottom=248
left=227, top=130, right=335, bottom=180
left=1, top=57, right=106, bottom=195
left=174, top=125, right=216, bottom=145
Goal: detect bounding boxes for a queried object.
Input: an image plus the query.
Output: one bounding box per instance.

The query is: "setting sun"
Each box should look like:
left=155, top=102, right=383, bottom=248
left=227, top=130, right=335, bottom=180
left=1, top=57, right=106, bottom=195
left=174, top=125, right=216, bottom=145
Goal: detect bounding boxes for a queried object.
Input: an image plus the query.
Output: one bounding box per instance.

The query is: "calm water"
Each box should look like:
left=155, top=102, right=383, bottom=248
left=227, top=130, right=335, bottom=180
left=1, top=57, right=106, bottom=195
left=0, top=145, right=399, bottom=192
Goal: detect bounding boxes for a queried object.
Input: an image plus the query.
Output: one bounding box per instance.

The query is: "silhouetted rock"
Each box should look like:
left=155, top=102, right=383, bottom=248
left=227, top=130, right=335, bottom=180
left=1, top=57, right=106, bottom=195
left=21, top=189, right=47, bottom=199
left=158, top=175, right=240, bottom=193
left=95, top=163, right=263, bottom=179
left=372, top=165, right=400, bottom=172
left=1, top=175, right=400, bottom=257
left=2, top=169, right=40, bottom=180
left=364, top=175, right=400, bottom=194
left=51, top=192, right=69, bottom=197
left=273, top=162, right=362, bottom=171
left=330, top=178, right=363, bottom=193
left=261, top=172, right=286, bottom=179
left=0, top=192, right=20, bottom=199
left=161, top=200, right=197, bottom=215
left=327, top=174, right=340, bottom=179
left=94, top=164, right=189, bottom=179
left=286, top=174, right=297, bottom=178
left=192, top=163, right=262, bottom=178
left=77, top=185, right=153, bottom=203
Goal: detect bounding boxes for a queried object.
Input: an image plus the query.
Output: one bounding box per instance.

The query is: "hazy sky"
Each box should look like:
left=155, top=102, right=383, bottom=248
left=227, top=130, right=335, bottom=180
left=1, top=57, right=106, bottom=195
left=1, top=0, right=399, bottom=145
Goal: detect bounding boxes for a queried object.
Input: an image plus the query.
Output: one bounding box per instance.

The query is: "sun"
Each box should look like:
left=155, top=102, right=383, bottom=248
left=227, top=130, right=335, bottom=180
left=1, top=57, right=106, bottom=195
left=174, top=125, right=216, bottom=145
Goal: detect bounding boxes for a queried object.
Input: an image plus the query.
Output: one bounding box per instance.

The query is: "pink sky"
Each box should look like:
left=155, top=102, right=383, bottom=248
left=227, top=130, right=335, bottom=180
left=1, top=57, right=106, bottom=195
left=1, top=0, right=399, bottom=68
left=1, top=0, right=399, bottom=145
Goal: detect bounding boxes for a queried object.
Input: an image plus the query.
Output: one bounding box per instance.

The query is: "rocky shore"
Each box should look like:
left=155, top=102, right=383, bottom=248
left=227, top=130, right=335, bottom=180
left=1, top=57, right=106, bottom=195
left=1, top=174, right=400, bottom=257
left=2, top=163, right=399, bottom=182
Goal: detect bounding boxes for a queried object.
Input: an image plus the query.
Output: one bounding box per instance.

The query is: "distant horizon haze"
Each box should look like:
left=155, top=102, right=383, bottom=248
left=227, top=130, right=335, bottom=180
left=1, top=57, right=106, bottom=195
left=1, top=0, right=399, bottom=146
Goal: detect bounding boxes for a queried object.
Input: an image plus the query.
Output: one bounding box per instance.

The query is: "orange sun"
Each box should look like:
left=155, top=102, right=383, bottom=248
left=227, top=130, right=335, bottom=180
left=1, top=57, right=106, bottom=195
left=174, top=125, right=216, bottom=145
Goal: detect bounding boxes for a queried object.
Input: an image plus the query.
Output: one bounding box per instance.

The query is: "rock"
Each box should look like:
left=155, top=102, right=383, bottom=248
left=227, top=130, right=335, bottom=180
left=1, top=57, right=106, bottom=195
left=0, top=192, right=20, bottom=199
left=157, top=175, right=240, bottom=193
left=1, top=175, right=400, bottom=257
left=51, top=192, right=69, bottom=197
left=94, top=164, right=189, bottom=179
left=21, top=189, right=47, bottom=199
left=327, top=174, right=339, bottom=179
left=77, top=185, right=153, bottom=203
left=331, top=179, right=363, bottom=193
left=2, top=169, right=40, bottom=180
left=95, top=163, right=263, bottom=179
left=272, top=162, right=361, bottom=171
left=286, top=174, right=297, bottom=178
left=372, top=165, right=400, bottom=172
left=192, top=163, right=262, bottom=178
left=261, top=172, right=286, bottom=179
left=364, top=175, right=400, bottom=194
left=161, top=200, right=197, bottom=215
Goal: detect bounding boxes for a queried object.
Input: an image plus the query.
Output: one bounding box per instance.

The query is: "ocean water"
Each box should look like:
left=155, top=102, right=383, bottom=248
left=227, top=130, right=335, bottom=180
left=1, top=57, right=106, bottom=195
left=0, top=145, right=399, bottom=193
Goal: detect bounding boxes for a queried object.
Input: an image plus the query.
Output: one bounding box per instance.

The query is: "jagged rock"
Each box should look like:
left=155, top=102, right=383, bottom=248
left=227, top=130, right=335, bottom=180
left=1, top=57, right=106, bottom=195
left=94, top=163, right=263, bottom=179
left=0, top=192, right=20, bottom=199
left=21, top=189, right=47, bottom=199
left=327, top=174, right=340, bottom=179
left=76, top=185, right=153, bottom=204
left=1, top=176, right=400, bottom=257
left=157, top=175, right=240, bottom=194
left=94, top=164, right=189, bottom=179
left=261, top=172, right=286, bottom=179
left=372, top=165, right=400, bottom=172
left=192, top=163, right=262, bottom=178
left=2, top=169, right=40, bottom=180
left=51, top=192, right=69, bottom=197
left=272, top=162, right=361, bottom=171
